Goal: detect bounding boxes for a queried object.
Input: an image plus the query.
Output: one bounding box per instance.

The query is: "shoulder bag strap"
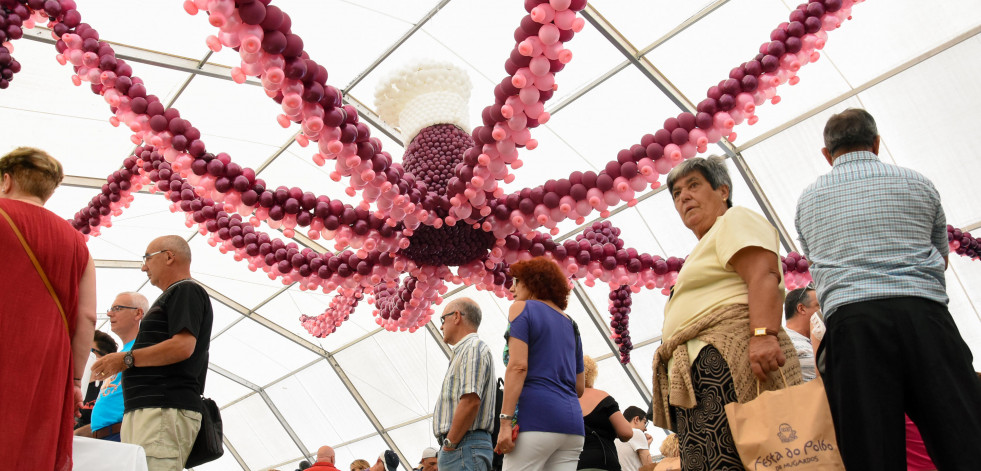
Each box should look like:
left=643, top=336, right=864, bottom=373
left=0, top=205, right=69, bottom=333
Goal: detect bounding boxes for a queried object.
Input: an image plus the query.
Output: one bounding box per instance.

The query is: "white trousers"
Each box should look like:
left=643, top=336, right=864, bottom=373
left=502, top=431, right=584, bottom=471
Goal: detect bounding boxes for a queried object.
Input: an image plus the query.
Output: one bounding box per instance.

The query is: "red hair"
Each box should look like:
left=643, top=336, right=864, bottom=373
left=509, top=257, right=570, bottom=310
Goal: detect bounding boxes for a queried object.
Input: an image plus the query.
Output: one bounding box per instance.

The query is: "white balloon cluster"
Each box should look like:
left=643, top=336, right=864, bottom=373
left=375, top=59, right=472, bottom=143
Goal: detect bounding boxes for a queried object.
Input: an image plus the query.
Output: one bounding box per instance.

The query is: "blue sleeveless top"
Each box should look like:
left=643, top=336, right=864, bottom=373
left=506, top=300, right=584, bottom=435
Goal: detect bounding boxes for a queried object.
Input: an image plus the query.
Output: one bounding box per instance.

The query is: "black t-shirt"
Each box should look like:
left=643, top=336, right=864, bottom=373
left=123, top=280, right=213, bottom=413
left=578, top=395, right=622, bottom=471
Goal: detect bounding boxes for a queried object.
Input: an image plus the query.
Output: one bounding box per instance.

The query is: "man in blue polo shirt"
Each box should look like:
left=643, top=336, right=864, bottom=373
left=86, top=292, right=147, bottom=441
left=795, top=108, right=981, bottom=470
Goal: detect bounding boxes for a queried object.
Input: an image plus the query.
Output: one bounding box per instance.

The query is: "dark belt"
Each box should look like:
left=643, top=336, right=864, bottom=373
left=437, top=429, right=489, bottom=444
left=92, top=422, right=122, bottom=439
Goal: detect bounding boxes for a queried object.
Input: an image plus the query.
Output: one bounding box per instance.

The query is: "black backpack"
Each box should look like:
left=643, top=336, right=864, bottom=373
left=491, top=377, right=504, bottom=471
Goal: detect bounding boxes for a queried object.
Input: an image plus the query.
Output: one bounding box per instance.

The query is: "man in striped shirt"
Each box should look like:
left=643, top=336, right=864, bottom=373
left=783, top=286, right=820, bottom=382
left=434, top=298, right=496, bottom=471
left=795, top=108, right=981, bottom=470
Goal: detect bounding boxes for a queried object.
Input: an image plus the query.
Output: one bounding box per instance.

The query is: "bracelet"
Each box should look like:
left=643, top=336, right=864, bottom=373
left=499, top=413, right=515, bottom=421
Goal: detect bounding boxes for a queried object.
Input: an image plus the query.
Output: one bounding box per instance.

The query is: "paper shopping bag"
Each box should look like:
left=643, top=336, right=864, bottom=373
left=724, top=377, right=844, bottom=471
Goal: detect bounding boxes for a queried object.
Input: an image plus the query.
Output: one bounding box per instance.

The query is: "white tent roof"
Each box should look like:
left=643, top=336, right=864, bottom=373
left=3, top=1, right=980, bottom=469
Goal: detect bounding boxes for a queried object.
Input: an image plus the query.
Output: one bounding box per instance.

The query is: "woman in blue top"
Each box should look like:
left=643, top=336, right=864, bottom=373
left=496, top=257, right=586, bottom=471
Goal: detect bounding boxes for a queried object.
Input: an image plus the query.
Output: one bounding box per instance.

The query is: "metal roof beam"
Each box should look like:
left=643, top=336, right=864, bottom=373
left=22, top=27, right=258, bottom=85
left=582, top=4, right=797, bottom=253
left=209, top=363, right=262, bottom=392
left=202, top=282, right=410, bottom=467
left=735, top=26, right=981, bottom=153
left=548, top=1, right=729, bottom=116
left=343, top=0, right=454, bottom=93
left=260, top=389, right=314, bottom=465
left=62, top=175, right=151, bottom=194
left=94, top=259, right=143, bottom=269
left=571, top=283, right=652, bottom=403
left=325, top=355, right=413, bottom=470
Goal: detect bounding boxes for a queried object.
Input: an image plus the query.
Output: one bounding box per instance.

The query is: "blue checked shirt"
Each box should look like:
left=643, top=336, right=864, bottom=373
left=795, top=151, right=949, bottom=318
left=433, top=333, right=496, bottom=438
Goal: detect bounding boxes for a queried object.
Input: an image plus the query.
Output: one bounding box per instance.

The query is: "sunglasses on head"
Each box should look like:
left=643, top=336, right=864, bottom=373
left=788, top=283, right=816, bottom=308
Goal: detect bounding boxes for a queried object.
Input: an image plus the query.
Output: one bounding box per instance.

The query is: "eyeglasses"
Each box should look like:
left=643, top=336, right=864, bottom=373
left=91, top=347, right=106, bottom=356
left=109, top=305, right=138, bottom=312
left=142, top=249, right=170, bottom=264
left=439, top=311, right=459, bottom=325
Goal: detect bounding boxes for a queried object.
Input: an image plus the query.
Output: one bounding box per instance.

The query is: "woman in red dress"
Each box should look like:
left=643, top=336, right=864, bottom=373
left=0, top=147, right=97, bottom=470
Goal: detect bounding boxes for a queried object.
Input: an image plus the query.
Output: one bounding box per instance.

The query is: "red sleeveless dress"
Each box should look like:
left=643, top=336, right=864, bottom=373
left=0, top=198, right=90, bottom=471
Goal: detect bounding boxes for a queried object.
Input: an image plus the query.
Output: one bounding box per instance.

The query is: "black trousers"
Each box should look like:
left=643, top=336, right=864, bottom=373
left=819, top=296, right=981, bottom=470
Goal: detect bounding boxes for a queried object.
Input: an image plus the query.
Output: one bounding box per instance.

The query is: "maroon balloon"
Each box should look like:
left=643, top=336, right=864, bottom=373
left=804, top=16, right=822, bottom=33
left=805, top=2, right=825, bottom=18
left=761, top=54, right=780, bottom=72
left=282, top=34, right=304, bottom=59
left=646, top=143, right=664, bottom=159
left=239, top=1, right=266, bottom=25
left=787, top=21, right=806, bottom=38
left=670, top=128, right=689, bottom=146
left=696, top=98, right=718, bottom=115
left=766, top=40, right=786, bottom=57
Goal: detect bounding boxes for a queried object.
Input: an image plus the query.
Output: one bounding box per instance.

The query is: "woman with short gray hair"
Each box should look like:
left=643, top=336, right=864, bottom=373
left=651, top=155, right=801, bottom=470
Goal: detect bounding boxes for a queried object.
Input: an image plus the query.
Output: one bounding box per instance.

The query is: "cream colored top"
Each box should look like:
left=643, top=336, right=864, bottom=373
left=663, top=206, right=784, bottom=364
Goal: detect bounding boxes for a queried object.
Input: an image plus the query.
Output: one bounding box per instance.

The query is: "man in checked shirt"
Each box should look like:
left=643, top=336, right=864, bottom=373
left=795, top=108, right=981, bottom=470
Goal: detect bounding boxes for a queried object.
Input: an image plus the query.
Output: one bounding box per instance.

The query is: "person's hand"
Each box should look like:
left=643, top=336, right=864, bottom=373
left=749, top=335, right=785, bottom=381
left=73, top=383, right=84, bottom=418
left=494, top=422, right=514, bottom=455
left=645, top=432, right=653, bottom=445
left=91, top=352, right=126, bottom=381
left=810, top=312, right=826, bottom=341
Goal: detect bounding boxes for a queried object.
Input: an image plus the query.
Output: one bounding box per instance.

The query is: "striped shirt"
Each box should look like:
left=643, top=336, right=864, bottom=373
left=786, top=329, right=815, bottom=382
left=795, top=151, right=948, bottom=318
left=433, top=333, right=496, bottom=438
left=123, top=280, right=212, bottom=413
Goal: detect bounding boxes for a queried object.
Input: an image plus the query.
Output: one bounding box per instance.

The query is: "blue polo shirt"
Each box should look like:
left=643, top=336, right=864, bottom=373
left=90, top=340, right=134, bottom=432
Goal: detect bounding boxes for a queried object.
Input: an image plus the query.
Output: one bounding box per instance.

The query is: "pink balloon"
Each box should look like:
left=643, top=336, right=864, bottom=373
left=538, top=24, right=560, bottom=45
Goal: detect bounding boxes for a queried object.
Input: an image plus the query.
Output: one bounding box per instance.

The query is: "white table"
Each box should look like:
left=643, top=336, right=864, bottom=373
left=73, top=436, right=149, bottom=471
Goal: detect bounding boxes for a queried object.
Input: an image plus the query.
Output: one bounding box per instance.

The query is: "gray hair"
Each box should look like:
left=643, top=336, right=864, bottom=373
left=456, top=298, right=482, bottom=329
left=665, top=155, right=733, bottom=208
left=823, top=108, right=877, bottom=157
left=119, top=291, right=150, bottom=313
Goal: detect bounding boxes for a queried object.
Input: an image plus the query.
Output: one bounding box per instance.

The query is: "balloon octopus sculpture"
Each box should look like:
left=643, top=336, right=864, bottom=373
left=2, top=0, right=977, bottom=362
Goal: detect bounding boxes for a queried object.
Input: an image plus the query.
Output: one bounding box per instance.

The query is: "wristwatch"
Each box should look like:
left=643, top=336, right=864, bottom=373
left=499, top=413, right=515, bottom=421
left=123, top=351, right=135, bottom=369
left=753, top=327, right=778, bottom=337
left=442, top=438, right=459, bottom=450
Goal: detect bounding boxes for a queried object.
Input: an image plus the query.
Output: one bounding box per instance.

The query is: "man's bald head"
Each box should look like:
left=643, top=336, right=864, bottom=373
left=447, top=297, right=481, bottom=329
left=316, top=445, right=335, bottom=464
left=150, top=235, right=192, bottom=264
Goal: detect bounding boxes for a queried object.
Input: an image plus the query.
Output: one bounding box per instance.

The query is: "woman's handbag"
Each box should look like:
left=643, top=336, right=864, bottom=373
left=185, top=397, right=224, bottom=468
left=724, top=376, right=844, bottom=470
